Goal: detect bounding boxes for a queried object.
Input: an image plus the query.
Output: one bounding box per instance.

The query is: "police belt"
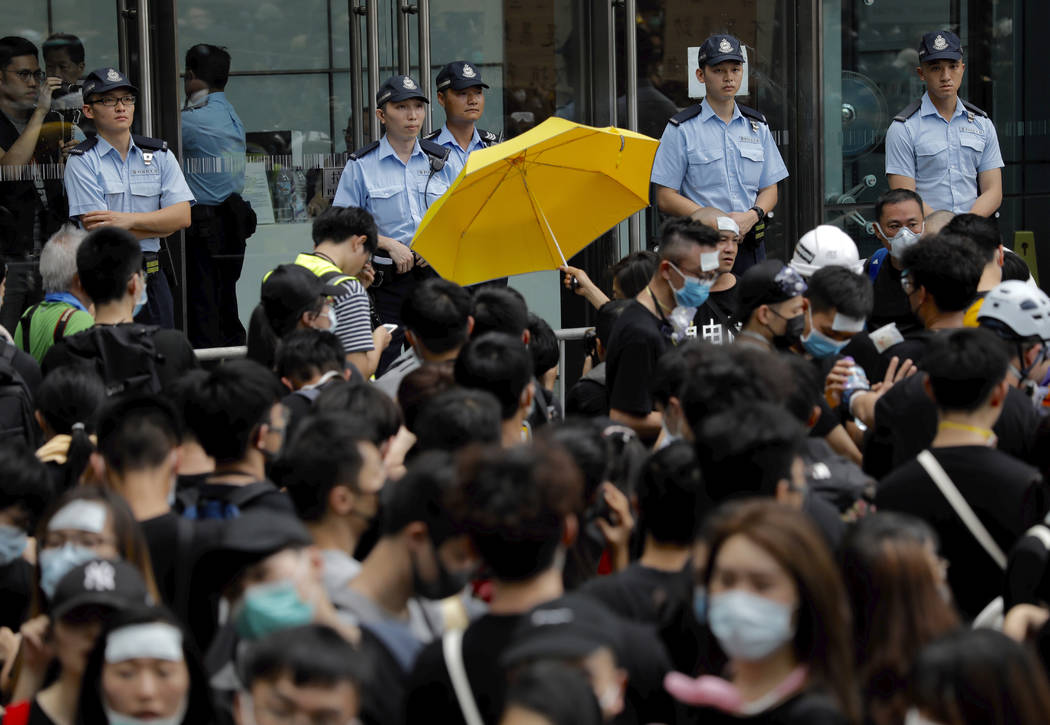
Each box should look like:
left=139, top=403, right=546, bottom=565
left=142, top=251, right=161, bottom=276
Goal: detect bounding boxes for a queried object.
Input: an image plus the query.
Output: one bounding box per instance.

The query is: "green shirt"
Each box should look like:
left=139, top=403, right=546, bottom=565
left=15, top=301, right=94, bottom=364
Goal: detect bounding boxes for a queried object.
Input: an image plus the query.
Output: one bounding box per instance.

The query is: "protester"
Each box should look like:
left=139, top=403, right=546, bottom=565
left=565, top=299, right=632, bottom=418
left=500, top=660, right=603, bottom=725
left=33, top=364, right=105, bottom=493
left=0, top=440, right=53, bottom=631
left=455, top=332, right=536, bottom=446
left=411, top=387, right=502, bottom=454
left=273, top=329, right=356, bottom=440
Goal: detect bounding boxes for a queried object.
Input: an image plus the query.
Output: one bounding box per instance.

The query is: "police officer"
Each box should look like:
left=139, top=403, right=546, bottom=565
left=64, top=67, right=194, bottom=329
left=650, top=34, right=788, bottom=275
left=332, top=74, right=452, bottom=373
left=181, top=44, right=255, bottom=348
left=424, top=60, right=500, bottom=178
left=885, top=30, right=1003, bottom=217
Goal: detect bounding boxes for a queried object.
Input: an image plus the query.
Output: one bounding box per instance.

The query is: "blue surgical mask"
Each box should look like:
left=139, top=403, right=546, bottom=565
left=39, top=543, right=100, bottom=599
left=0, top=524, right=27, bottom=567
left=693, top=586, right=707, bottom=623
left=133, top=273, right=148, bottom=317
left=234, top=579, right=315, bottom=641
left=670, top=262, right=714, bottom=308
left=800, top=309, right=849, bottom=359
left=707, top=589, right=795, bottom=661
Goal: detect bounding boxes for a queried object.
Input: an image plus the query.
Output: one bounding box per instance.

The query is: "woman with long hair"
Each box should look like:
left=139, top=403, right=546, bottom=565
left=34, top=364, right=106, bottom=493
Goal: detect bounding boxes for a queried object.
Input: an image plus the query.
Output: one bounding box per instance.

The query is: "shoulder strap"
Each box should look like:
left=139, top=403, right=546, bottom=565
left=53, top=307, right=76, bottom=343
left=893, top=98, right=923, bottom=123
left=318, top=268, right=356, bottom=288
left=1023, top=523, right=1050, bottom=551
left=867, top=248, right=889, bottom=282
left=668, top=103, right=703, bottom=127
left=68, top=136, right=99, bottom=156
left=442, top=629, right=485, bottom=725
left=420, top=138, right=451, bottom=162
left=349, top=140, right=380, bottom=161
left=916, top=450, right=1007, bottom=569
left=132, top=134, right=169, bottom=152
left=18, top=304, right=39, bottom=352
left=736, top=103, right=768, bottom=125
left=477, top=128, right=500, bottom=145
left=422, top=129, right=441, bottom=141
left=961, top=99, right=989, bottom=118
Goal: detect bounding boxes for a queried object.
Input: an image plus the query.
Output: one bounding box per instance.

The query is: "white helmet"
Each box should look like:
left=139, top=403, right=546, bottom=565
left=789, top=225, right=863, bottom=277
left=978, top=280, right=1050, bottom=341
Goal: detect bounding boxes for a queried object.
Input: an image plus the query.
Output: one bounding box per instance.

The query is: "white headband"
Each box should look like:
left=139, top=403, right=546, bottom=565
left=105, top=623, right=184, bottom=663
left=48, top=500, right=108, bottom=534
left=700, top=251, right=721, bottom=272
left=832, top=313, right=865, bottom=333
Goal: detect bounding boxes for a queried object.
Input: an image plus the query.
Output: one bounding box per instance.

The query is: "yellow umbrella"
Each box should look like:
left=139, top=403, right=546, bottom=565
left=412, top=116, right=659, bottom=286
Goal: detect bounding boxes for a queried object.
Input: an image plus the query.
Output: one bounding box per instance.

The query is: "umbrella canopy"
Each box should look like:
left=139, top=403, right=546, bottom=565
left=412, top=116, right=659, bottom=286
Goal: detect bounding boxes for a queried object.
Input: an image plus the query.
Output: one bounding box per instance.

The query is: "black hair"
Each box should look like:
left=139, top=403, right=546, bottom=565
left=75, top=228, right=142, bottom=306
left=874, top=188, right=924, bottom=223
left=400, top=278, right=472, bottom=354
left=397, top=363, right=456, bottom=434
left=451, top=442, right=584, bottom=581
left=183, top=360, right=286, bottom=464
left=239, top=623, right=366, bottom=690
left=527, top=314, right=559, bottom=378
left=503, top=660, right=603, bottom=725
left=595, top=298, right=632, bottom=347
left=272, top=412, right=372, bottom=522
left=36, top=364, right=105, bottom=492
left=275, top=329, right=345, bottom=385
left=76, top=605, right=217, bottom=725
left=944, top=213, right=1001, bottom=264
left=547, top=422, right=608, bottom=504
left=311, top=205, right=378, bottom=255
left=900, top=233, right=982, bottom=313
left=0, top=439, right=54, bottom=532
left=42, top=34, right=84, bottom=64
left=379, top=451, right=460, bottom=542
left=0, top=36, right=37, bottom=68
left=1001, top=251, right=1032, bottom=283
left=650, top=341, right=707, bottom=408
left=470, top=288, right=528, bottom=338
left=314, top=379, right=402, bottom=444
left=637, top=441, right=703, bottom=545
left=659, top=217, right=720, bottom=265
left=184, top=43, right=231, bottom=89
left=805, top=266, right=874, bottom=320
left=454, top=332, right=533, bottom=420
left=610, top=250, right=658, bottom=298
left=162, top=369, right=210, bottom=444
left=246, top=304, right=281, bottom=370
left=923, top=327, right=1009, bottom=412
left=678, top=346, right=784, bottom=433
left=784, top=356, right=823, bottom=425
left=95, top=394, right=181, bottom=473
left=413, top=387, right=502, bottom=453
left=694, top=401, right=804, bottom=504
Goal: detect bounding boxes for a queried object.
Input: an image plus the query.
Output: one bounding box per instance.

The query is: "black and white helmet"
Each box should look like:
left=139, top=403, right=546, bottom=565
left=977, top=280, right=1050, bottom=341
left=789, top=225, right=863, bottom=278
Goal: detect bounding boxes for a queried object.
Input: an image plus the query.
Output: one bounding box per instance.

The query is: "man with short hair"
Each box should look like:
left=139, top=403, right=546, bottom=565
left=734, top=258, right=808, bottom=353
left=425, top=60, right=500, bottom=178
left=943, top=213, right=1004, bottom=325
left=693, top=216, right=740, bottom=345
left=454, top=332, right=535, bottom=446
left=412, top=387, right=502, bottom=454
left=864, top=188, right=927, bottom=332
left=273, top=329, right=358, bottom=439
left=14, top=225, right=93, bottom=363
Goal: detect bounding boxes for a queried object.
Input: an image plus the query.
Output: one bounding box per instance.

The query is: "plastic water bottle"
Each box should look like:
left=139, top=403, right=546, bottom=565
left=291, top=168, right=308, bottom=222
left=273, top=165, right=294, bottom=223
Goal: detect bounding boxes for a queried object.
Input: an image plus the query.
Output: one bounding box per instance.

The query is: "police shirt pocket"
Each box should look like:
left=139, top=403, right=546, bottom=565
left=686, top=146, right=724, bottom=188
left=915, top=137, right=948, bottom=179
left=420, top=177, right=449, bottom=205
left=130, top=177, right=161, bottom=198
left=368, top=185, right=405, bottom=219
left=959, top=131, right=986, bottom=164
left=738, top=144, right=765, bottom=187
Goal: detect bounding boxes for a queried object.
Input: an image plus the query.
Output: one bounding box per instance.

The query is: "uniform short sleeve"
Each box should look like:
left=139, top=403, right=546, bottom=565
left=884, top=122, right=916, bottom=178
left=650, top=122, right=688, bottom=190
left=159, top=152, right=196, bottom=207
left=333, top=160, right=366, bottom=208
left=758, top=126, right=789, bottom=188
left=63, top=155, right=106, bottom=217
left=978, top=119, right=1005, bottom=172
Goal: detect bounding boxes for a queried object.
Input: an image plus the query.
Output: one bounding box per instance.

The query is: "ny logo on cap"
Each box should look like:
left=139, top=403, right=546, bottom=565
left=933, top=34, right=948, bottom=50
left=402, top=77, right=417, bottom=90
left=106, top=68, right=122, bottom=82
left=84, top=561, right=116, bottom=591
left=462, top=64, right=476, bottom=78
left=718, top=38, right=733, bottom=53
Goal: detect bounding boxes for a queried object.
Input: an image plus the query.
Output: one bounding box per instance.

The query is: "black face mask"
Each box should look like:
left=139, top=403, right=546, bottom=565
left=769, top=310, right=805, bottom=350
left=411, top=539, right=472, bottom=601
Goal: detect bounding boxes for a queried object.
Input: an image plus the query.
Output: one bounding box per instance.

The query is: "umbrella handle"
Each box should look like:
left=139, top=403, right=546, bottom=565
left=520, top=172, right=568, bottom=268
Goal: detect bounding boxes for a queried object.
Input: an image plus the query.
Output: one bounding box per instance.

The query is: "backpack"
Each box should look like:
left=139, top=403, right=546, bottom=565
left=19, top=303, right=77, bottom=352
left=177, top=481, right=278, bottom=521
left=62, top=324, right=164, bottom=396
left=0, top=344, right=36, bottom=446
left=867, top=247, right=889, bottom=282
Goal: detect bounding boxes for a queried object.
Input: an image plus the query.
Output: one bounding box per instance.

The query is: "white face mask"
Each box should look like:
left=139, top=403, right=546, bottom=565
left=326, top=306, right=338, bottom=330
left=876, top=222, right=924, bottom=260
left=104, top=695, right=187, bottom=725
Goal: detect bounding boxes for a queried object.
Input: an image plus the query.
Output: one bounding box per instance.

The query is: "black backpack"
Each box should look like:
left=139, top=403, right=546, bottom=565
left=0, top=343, right=36, bottom=445
left=176, top=481, right=278, bottom=521
left=62, top=324, right=164, bottom=396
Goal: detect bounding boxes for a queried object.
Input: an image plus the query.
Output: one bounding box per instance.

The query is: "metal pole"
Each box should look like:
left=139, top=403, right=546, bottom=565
left=366, top=0, right=381, bottom=140
left=397, top=1, right=411, bottom=76
left=349, top=0, right=364, bottom=150
left=417, top=0, right=432, bottom=133
left=624, top=0, right=641, bottom=253
left=116, top=0, right=130, bottom=85
left=136, top=0, right=154, bottom=135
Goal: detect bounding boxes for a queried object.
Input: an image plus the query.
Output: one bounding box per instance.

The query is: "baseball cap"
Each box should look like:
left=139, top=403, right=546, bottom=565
left=737, top=259, right=808, bottom=320
left=918, top=31, right=963, bottom=63
left=698, top=34, right=744, bottom=68
left=436, top=61, right=490, bottom=92
left=261, top=264, right=342, bottom=327
left=501, top=594, right=622, bottom=668
left=50, top=558, right=151, bottom=621
left=81, top=67, right=138, bottom=99
left=376, top=74, right=428, bottom=106
left=199, top=511, right=314, bottom=593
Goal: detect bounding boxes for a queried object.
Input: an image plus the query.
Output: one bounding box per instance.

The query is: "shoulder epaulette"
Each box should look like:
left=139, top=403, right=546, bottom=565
left=67, top=136, right=99, bottom=156
left=893, top=99, right=922, bottom=123
left=132, top=135, right=169, bottom=152
left=478, top=128, right=500, bottom=145
left=422, top=129, right=441, bottom=141
left=736, top=104, right=768, bottom=125
left=349, top=140, right=380, bottom=161
left=668, top=103, right=703, bottom=127
left=420, top=138, right=451, bottom=162
left=961, top=99, right=989, bottom=118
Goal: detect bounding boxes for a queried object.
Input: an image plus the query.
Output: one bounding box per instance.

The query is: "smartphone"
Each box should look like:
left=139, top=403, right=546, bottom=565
left=382, top=323, right=399, bottom=333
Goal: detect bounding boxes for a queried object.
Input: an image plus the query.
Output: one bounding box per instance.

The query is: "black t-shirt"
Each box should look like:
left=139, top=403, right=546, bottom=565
left=140, top=512, right=181, bottom=606
left=0, top=558, right=32, bottom=631
left=605, top=300, right=671, bottom=417
left=864, top=257, right=919, bottom=333
left=677, top=689, right=848, bottom=725
left=566, top=363, right=608, bottom=418
left=694, top=284, right=739, bottom=345
left=405, top=613, right=523, bottom=725
left=865, top=374, right=1039, bottom=479
left=41, top=325, right=198, bottom=389
left=876, top=446, right=1050, bottom=618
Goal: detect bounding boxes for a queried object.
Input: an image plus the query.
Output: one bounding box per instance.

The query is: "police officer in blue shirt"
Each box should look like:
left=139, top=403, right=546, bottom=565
left=333, top=74, right=452, bottom=372
left=64, top=67, right=194, bottom=329
left=650, top=34, right=788, bottom=275
left=885, top=30, right=1004, bottom=217
left=424, top=61, right=500, bottom=178
left=181, top=44, right=255, bottom=348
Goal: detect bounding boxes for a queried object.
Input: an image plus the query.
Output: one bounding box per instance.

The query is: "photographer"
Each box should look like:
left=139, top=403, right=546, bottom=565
left=42, top=34, right=88, bottom=124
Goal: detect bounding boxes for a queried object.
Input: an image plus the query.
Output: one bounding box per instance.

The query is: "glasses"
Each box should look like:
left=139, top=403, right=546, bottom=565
left=89, top=95, right=136, bottom=107
left=5, top=69, right=45, bottom=83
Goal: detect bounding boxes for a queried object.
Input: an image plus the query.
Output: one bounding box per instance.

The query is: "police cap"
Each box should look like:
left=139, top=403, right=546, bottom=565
left=377, top=74, right=429, bottom=106
left=918, top=30, right=963, bottom=63
left=81, top=67, right=138, bottom=100
left=436, top=61, right=489, bottom=92
left=697, top=34, right=744, bottom=68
